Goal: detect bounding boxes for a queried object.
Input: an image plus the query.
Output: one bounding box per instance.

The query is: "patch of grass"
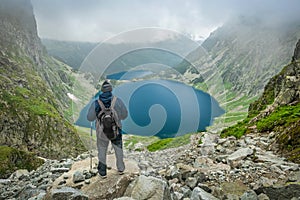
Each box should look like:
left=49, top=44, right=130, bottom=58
left=256, top=104, right=300, bottom=132
left=147, top=138, right=174, bottom=152
left=220, top=118, right=251, bottom=139
left=124, top=135, right=159, bottom=151
left=3, top=89, right=59, bottom=117
left=147, top=133, right=192, bottom=152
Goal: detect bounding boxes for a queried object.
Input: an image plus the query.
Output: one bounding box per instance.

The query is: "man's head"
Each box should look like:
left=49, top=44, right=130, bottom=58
left=101, top=80, right=113, bottom=92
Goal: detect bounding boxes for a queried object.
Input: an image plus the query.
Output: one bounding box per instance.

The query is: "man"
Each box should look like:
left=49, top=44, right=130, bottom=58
left=87, top=80, right=128, bottom=178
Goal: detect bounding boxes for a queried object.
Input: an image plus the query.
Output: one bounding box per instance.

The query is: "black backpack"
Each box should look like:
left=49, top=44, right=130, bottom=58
left=97, top=96, right=118, bottom=140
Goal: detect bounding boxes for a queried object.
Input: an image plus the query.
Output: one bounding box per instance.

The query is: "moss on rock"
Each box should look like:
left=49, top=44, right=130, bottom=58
left=0, top=145, right=44, bottom=178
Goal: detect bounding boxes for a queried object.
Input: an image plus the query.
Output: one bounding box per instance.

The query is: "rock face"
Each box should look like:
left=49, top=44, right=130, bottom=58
left=0, top=0, right=86, bottom=175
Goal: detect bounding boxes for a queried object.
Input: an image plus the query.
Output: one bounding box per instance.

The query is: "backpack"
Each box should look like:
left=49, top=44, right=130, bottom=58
left=97, top=96, right=118, bottom=140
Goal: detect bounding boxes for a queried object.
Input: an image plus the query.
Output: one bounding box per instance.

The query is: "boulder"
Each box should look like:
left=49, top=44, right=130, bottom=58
left=73, top=171, right=85, bottom=183
left=240, top=190, right=258, bottom=200
left=191, top=187, right=219, bottom=200
left=125, top=175, right=171, bottom=200
left=51, top=187, right=88, bottom=200
left=227, top=148, right=253, bottom=167
left=255, top=184, right=300, bottom=200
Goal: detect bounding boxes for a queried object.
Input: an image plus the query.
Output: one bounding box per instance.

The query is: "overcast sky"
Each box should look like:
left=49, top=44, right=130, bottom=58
left=31, top=0, right=300, bottom=42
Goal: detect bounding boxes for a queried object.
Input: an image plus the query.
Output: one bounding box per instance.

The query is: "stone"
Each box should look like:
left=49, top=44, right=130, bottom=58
left=180, top=186, right=192, bottom=198
left=114, top=197, right=136, bottom=200
left=172, top=192, right=184, bottom=200
left=73, top=171, right=85, bottom=183
left=227, top=148, right=253, bottom=167
left=58, top=180, right=66, bottom=185
left=225, top=193, right=239, bottom=200
left=190, top=187, right=219, bottom=200
left=50, top=168, right=70, bottom=173
left=186, top=177, right=198, bottom=189
left=125, top=175, right=171, bottom=200
left=27, top=192, right=46, bottom=200
left=255, top=184, right=300, bottom=200
left=51, top=187, right=88, bottom=200
left=257, top=193, right=269, bottom=200
left=10, top=169, right=30, bottom=179
left=240, top=190, right=258, bottom=200
left=194, top=157, right=214, bottom=168
left=0, top=179, right=11, bottom=185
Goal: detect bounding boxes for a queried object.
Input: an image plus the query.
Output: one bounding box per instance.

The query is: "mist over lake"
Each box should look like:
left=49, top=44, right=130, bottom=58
left=76, top=79, right=224, bottom=138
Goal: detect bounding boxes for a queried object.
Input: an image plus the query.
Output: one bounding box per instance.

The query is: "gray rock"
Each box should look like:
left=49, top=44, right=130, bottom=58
left=225, top=193, right=239, bottom=200
left=50, top=168, right=70, bottom=173
left=227, top=148, right=253, bottom=167
left=10, top=169, right=29, bottom=179
left=240, top=190, right=258, bottom=200
left=27, top=192, right=46, bottom=200
left=257, top=193, right=269, bottom=200
left=125, top=175, right=171, bottom=200
left=255, top=184, right=300, bottom=200
left=73, top=171, right=85, bottom=183
left=0, top=179, right=11, bottom=185
left=191, top=187, right=219, bottom=200
left=17, top=188, right=45, bottom=200
left=51, top=187, right=88, bottom=200
left=180, top=186, right=192, bottom=198
left=113, top=197, right=136, bottom=200
left=172, top=192, right=184, bottom=200
left=166, top=165, right=181, bottom=179
left=186, top=177, right=198, bottom=189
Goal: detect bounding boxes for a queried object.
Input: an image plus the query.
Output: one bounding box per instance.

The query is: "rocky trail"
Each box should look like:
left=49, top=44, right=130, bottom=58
left=1, top=131, right=299, bottom=200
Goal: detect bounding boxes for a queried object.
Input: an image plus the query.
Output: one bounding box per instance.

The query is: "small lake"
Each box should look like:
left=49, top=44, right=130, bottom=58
left=106, top=70, right=153, bottom=80
left=76, top=79, right=224, bottom=138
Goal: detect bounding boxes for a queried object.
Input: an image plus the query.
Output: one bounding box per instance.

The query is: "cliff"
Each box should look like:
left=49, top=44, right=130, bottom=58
left=0, top=0, right=86, bottom=177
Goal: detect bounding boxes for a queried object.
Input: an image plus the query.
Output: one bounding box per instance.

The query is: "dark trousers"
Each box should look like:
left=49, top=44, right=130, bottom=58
left=97, top=133, right=125, bottom=176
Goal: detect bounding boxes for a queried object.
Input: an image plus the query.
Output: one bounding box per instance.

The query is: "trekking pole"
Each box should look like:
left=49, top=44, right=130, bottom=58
left=90, top=121, right=93, bottom=171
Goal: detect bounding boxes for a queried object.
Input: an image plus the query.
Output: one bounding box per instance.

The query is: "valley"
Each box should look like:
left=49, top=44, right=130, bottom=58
left=0, top=0, right=299, bottom=199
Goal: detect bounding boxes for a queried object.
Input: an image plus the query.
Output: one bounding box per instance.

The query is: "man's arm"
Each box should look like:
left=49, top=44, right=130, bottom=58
left=116, top=98, right=128, bottom=120
left=87, top=101, right=96, bottom=121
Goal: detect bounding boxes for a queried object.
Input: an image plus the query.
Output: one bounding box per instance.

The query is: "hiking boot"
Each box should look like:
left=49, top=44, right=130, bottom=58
left=118, top=171, right=124, bottom=175
left=99, top=174, right=107, bottom=179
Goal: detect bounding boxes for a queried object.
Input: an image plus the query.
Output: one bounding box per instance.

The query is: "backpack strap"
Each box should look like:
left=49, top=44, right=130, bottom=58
left=97, top=99, right=106, bottom=118
left=97, top=96, right=116, bottom=115
left=111, top=96, right=117, bottom=109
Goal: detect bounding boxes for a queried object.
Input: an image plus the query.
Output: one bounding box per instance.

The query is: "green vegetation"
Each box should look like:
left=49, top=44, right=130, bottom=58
left=2, top=88, right=59, bottom=118
left=0, top=146, right=44, bottom=178
left=256, top=104, right=300, bottom=132
left=220, top=119, right=250, bottom=139
left=221, top=103, right=300, bottom=140
left=146, top=133, right=192, bottom=152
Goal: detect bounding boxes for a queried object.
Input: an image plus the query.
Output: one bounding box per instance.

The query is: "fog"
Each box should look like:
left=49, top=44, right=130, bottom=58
left=31, top=0, right=300, bottom=42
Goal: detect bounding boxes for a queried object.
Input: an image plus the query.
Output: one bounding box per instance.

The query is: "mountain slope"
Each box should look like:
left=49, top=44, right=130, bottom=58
left=180, top=17, right=300, bottom=128
left=0, top=0, right=86, bottom=177
left=221, top=39, right=300, bottom=163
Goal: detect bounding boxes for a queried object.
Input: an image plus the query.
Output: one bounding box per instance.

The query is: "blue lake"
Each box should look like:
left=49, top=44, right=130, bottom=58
left=76, top=79, right=224, bottom=138
left=106, top=70, right=153, bottom=80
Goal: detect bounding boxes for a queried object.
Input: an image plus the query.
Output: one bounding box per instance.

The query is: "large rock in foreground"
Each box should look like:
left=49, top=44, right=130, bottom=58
left=124, top=175, right=171, bottom=200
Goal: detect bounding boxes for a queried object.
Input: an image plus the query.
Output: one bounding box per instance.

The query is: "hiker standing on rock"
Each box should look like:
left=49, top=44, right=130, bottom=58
left=87, top=80, right=128, bottom=178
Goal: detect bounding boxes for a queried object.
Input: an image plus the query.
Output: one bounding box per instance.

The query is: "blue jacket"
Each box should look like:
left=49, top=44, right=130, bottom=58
left=87, top=91, right=128, bottom=124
